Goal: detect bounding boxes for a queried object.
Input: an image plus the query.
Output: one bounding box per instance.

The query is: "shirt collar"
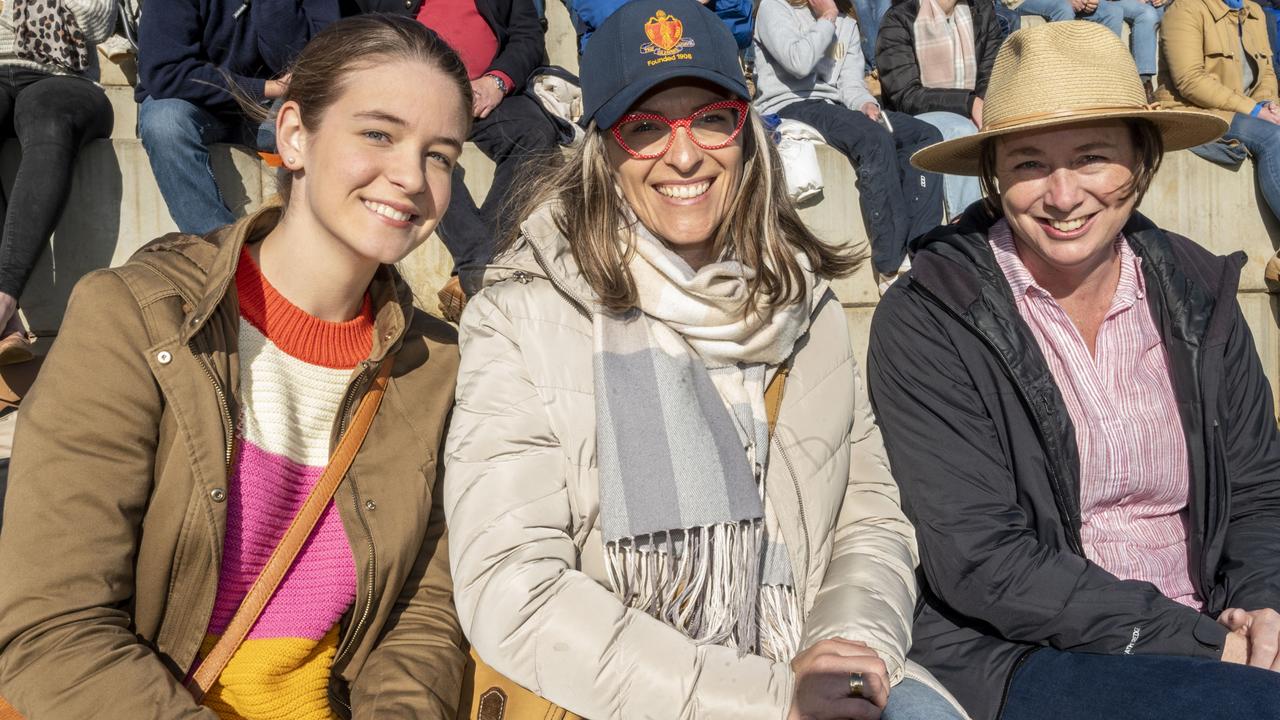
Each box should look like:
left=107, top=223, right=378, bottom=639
left=988, top=218, right=1146, bottom=308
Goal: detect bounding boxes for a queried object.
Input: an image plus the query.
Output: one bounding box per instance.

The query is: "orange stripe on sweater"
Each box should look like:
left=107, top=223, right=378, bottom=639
left=236, top=248, right=373, bottom=369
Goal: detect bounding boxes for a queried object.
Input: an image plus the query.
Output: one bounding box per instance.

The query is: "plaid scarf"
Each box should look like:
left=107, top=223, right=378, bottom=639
left=594, top=223, right=813, bottom=661
left=914, top=0, right=978, bottom=90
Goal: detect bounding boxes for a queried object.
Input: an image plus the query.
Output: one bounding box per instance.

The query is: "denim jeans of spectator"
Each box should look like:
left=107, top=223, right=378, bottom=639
left=139, top=96, right=276, bottom=236
left=438, top=94, right=558, bottom=293
left=916, top=111, right=983, bottom=219
left=1264, top=6, right=1280, bottom=77
left=882, top=678, right=966, bottom=720
left=0, top=67, right=112, bottom=300
left=855, top=0, right=893, bottom=71
left=1223, top=112, right=1280, bottom=221
left=776, top=100, right=945, bottom=274
left=1105, top=0, right=1163, bottom=76
left=1002, top=647, right=1280, bottom=720
left=1015, top=0, right=1121, bottom=28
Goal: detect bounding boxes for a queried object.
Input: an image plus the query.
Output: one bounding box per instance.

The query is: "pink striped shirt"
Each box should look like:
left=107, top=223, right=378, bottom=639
left=989, top=220, right=1201, bottom=609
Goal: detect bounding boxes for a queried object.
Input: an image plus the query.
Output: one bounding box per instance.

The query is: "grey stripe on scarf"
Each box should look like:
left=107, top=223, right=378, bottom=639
left=594, top=225, right=811, bottom=661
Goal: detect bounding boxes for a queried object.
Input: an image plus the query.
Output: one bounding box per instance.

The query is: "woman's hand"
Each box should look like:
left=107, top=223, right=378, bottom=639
left=808, top=0, right=839, bottom=22
left=787, top=638, right=890, bottom=720
left=861, top=102, right=881, bottom=122
left=1257, top=102, right=1280, bottom=125
left=1219, top=608, right=1280, bottom=670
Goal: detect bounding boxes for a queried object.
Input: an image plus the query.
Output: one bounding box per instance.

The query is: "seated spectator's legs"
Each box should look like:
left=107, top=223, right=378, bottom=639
left=881, top=678, right=966, bottom=720
left=1106, top=0, right=1162, bottom=77
left=1, top=70, right=112, bottom=332
left=1264, top=6, right=1280, bottom=78
left=139, top=96, right=241, bottom=236
left=1015, top=0, right=1075, bottom=22
left=1224, top=112, right=1280, bottom=221
left=438, top=95, right=558, bottom=293
left=1002, top=648, right=1280, bottom=720
left=916, top=111, right=983, bottom=219
left=776, top=101, right=943, bottom=274
left=854, top=0, right=893, bottom=71
left=1081, top=0, right=1124, bottom=35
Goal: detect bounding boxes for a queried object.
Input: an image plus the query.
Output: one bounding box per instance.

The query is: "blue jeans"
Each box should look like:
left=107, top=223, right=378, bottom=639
left=916, top=111, right=984, bottom=219
left=1265, top=6, right=1280, bottom=78
left=138, top=96, right=275, bottom=236
left=1105, top=0, right=1163, bottom=76
left=854, top=0, right=892, bottom=71
left=1223, top=112, right=1280, bottom=222
left=1002, top=648, right=1280, bottom=720
left=884, top=678, right=965, bottom=720
left=1015, top=0, right=1121, bottom=28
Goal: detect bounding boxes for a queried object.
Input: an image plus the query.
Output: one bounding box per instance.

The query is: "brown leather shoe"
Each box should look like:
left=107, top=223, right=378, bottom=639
left=1266, top=250, right=1280, bottom=289
left=437, top=276, right=468, bottom=324
left=0, top=332, right=33, bottom=366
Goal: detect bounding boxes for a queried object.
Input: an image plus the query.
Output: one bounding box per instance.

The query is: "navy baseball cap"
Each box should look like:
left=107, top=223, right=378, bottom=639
left=580, top=0, right=750, bottom=130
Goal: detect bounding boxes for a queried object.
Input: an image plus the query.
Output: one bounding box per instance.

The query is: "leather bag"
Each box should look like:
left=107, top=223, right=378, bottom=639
left=456, top=365, right=791, bottom=720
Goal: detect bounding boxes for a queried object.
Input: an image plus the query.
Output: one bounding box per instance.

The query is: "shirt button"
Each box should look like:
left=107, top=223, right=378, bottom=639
left=156, top=350, right=173, bottom=365
left=210, top=488, right=227, bottom=503
left=365, top=499, right=377, bottom=511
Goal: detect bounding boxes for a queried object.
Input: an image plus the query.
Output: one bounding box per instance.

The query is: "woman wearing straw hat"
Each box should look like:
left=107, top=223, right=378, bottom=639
left=866, top=20, right=1280, bottom=720
left=445, top=0, right=969, bottom=717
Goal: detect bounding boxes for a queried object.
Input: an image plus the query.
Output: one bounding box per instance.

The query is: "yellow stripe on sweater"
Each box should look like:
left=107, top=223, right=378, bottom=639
left=198, top=625, right=342, bottom=720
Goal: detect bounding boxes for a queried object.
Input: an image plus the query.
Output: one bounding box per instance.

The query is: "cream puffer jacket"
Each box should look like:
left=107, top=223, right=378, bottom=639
left=443, top=207, right=961, bottom=719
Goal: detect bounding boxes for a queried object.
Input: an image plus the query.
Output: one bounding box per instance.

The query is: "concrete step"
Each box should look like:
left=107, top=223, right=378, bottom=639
left=106, top=85, right=137, bottom=139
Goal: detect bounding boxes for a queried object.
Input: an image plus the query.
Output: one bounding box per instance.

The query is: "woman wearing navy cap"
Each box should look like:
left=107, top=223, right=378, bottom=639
left=443, top=0, right=965, bottom=718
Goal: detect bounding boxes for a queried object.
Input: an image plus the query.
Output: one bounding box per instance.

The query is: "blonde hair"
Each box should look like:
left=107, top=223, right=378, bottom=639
left=498, top=108, right=860, bottom=313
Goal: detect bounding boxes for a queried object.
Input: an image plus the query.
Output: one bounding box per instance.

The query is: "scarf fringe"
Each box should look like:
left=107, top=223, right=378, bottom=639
left=604, top=521, right=800, bottom=661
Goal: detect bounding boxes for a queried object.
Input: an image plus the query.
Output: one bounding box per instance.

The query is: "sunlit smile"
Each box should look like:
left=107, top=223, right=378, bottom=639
left=363, top=199, right=416, bottom=224
left=654, top=179, right=712, bottom=200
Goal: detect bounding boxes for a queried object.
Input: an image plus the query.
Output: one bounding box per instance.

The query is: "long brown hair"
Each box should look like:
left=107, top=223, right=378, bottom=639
left=497, top=105, right=862, bottom=313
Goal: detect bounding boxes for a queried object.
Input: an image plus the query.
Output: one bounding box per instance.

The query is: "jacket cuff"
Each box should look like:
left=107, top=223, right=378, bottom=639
left=1191, top=613, right=1231, bottom=659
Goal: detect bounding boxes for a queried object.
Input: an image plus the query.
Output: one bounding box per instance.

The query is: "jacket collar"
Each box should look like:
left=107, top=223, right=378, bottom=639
left=1202, top=0, right=1255, bottom=23
left=155, top=204, right=414, bottom=361
left=906, top=204, right=1239, bottom=549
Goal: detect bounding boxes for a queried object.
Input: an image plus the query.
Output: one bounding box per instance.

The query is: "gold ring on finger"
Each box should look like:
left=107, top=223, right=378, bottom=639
left=848, top=671, right=866, bottom=698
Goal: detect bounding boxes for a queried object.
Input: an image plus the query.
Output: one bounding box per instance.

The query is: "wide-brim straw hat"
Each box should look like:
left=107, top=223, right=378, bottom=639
left=911, top=21, right=1229, bottom=176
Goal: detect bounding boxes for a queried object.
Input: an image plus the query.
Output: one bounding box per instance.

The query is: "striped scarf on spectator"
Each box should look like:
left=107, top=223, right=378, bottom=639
left=914, top=0, right=978, bottom=90
left=593, top=222, right=814, bottom=661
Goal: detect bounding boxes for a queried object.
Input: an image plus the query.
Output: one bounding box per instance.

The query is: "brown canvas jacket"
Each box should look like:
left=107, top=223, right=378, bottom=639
left=1156, top=0, right=1278, bottom=119
left=0, top=205, right=464, bottom=719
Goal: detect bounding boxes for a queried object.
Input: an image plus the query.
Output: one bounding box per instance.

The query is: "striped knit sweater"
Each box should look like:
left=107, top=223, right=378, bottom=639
left=197, top=248, right=372, bottom=720
left=0, top=0, right=116, bottom=78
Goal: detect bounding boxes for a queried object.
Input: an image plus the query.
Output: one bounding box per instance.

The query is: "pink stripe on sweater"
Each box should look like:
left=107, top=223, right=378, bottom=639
left=209, top=438, right=357, bottom=640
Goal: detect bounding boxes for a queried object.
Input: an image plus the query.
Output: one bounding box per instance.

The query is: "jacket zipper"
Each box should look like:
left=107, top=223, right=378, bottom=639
left=332, top=363, right=378, bottom=678
left=772, top=437, right=811, bottom=607
left=912, top=283, right=1085, bottom=555
left=523, top=245, right=593, bottom=319
left=190, top=341, right=235, bottom=471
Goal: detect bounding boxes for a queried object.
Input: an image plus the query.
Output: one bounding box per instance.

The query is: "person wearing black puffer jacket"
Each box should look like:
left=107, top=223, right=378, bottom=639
left=876, top=0, right=1000, bottom=217
left=343, top=0, right=557, bottom=309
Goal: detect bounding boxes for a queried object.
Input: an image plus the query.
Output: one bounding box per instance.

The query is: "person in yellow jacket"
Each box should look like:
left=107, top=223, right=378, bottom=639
left=1155, top=0, right=1280, bottom=220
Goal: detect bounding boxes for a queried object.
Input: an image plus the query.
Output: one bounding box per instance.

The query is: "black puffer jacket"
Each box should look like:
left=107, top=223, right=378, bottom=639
left=866, top=206, right=1280, bottom=720
left=876, top=0, right=1001, bottom=116
left=343, top=0, right=546, bottom=91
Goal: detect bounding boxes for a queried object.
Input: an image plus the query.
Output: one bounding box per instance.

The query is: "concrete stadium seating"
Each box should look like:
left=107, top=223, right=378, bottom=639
left=11, top=0, right=1280, bottom=414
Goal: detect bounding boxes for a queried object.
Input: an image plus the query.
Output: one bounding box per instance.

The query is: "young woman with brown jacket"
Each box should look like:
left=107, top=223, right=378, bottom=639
left=0, top=15, right=472, bottom=720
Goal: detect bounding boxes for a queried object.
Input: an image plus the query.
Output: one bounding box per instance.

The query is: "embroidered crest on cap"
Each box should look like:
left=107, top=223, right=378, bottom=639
left=641, top=10, right=696, bottom=61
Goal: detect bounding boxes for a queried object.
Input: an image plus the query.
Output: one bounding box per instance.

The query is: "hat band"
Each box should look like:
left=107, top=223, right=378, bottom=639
left=981, top=103, right=1161, bottom=133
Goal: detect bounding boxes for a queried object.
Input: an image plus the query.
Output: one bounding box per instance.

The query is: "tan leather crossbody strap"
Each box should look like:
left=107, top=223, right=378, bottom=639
left=765, top=363, right=790, bottom=439
left=186, top=358, right=395, bottom=702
